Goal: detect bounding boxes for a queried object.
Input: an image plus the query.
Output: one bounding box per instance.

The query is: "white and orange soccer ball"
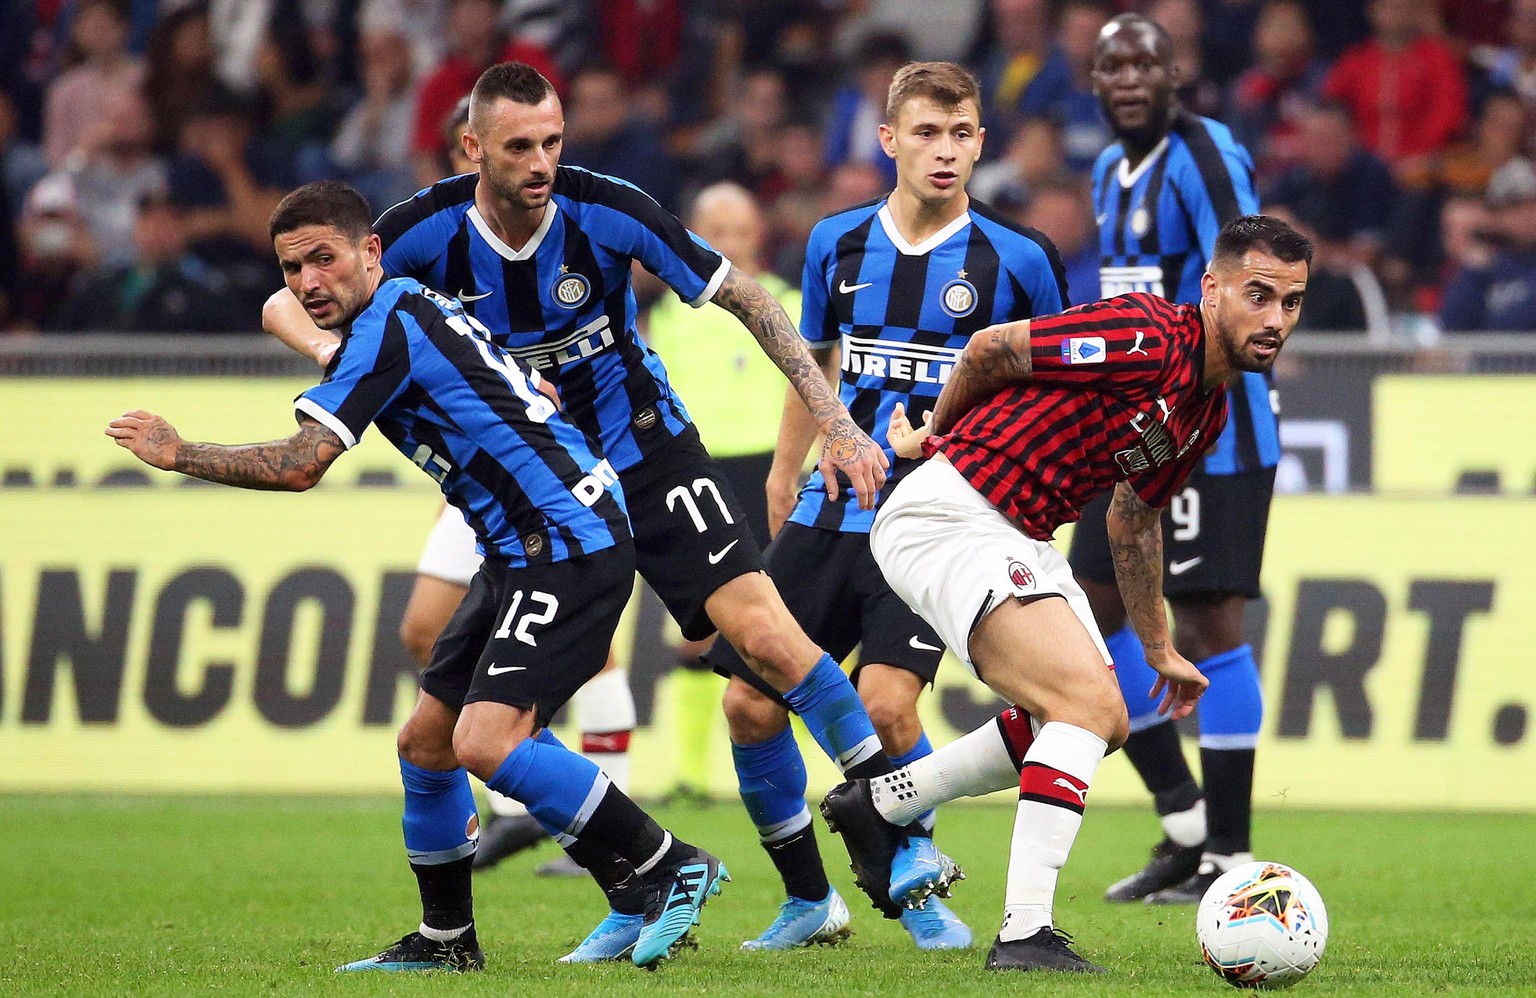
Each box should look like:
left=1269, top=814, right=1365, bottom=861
left=1196, top=861, right=1329, bottom=989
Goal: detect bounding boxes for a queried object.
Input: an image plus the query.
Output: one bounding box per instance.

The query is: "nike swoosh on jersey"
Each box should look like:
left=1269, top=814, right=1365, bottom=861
left=457, top=289, right=494, bottom=302
left=485, top=662, right=527, bottom=675
left=707, top=539, right=740, bottom=565
left=838, top=280, right=874, bottom=294
left=908, top=636, right=942, bottom=652
left=1168, top=557, right=1204, bottom=576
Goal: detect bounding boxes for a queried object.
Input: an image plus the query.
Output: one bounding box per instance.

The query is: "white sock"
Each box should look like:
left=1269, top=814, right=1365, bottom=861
left=575, top=668, right=635, bottom=794
left=999, top=722, right=1107, bottom=942
left=485, top=787, right=529, bottom=818
left=418, top=921, right=470, bottom=942
left=1203, top=850, right=1253, bottom=871
left=869, top=717, right=1022, bottom=825
left=1162, top=798, right=1206, bottom=847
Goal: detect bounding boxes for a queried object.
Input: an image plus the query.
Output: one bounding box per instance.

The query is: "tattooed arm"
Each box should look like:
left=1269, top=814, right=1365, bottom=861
left=930, top=319, right=1033, bottom=435
left=712, top=266, right=889, bottom=509
left=1106, top=481, right=1209, bottom=720
left=106, top=410, right=345, bottom=491
left=765, top=345, right=838, bottom=537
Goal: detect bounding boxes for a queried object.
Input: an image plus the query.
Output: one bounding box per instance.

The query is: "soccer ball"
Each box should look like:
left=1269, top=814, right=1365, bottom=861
left=1196, top=861, right=1329, bottom=989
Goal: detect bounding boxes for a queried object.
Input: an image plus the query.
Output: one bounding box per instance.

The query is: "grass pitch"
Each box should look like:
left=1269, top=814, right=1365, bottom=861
left=3, top=796, right=1532, bottom=996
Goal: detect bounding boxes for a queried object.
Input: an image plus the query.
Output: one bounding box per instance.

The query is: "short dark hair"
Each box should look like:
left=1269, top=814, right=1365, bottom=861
left=469, top=61, right=555, bottom=128
left=269, top=181, right=374, bottom=242
left=1211, top=214, right=1313, bottom=271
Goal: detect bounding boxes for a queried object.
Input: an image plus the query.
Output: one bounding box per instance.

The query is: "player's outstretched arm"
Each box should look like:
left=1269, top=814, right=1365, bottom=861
left=712, top=267, right=888, bottom=509
left=1106, top=482, right=1208, bottom=719
left=106, top=411, right=345, bottom=492
left=765, top=346, right=837, bottom=536
left=263, top=289, right=342, bottom=368
left=930, top=319, right=1033, bottom=435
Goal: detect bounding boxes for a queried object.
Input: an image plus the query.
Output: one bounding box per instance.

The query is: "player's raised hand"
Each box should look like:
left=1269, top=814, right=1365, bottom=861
left=105, top=410, right=181, bottom=470
left=886, top=402, right=933, bottom=460
left=818, top=415, right=890, bottom=510
left=1146, top=649, right=1209, bottom=721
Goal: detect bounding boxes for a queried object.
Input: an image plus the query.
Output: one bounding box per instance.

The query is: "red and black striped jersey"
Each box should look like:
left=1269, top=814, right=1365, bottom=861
left=927, top=292, right=1228, bottom=540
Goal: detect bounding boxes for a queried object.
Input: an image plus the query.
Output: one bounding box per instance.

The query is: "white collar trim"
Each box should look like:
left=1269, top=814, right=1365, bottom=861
left=467, top=203, right=554, bottom=261
left=877, top=203, right=972, bottom=256
left=1117, top=135, right=1171, bottom=189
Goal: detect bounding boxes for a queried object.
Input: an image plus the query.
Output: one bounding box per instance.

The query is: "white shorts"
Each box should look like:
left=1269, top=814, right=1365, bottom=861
left=869, top=459, right=1112, bottom=676
left=414, top=505, right=483, bottom=587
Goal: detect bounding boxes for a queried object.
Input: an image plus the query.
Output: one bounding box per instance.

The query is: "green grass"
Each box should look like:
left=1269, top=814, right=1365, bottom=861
left=3, top=797, right=1533, bottom=996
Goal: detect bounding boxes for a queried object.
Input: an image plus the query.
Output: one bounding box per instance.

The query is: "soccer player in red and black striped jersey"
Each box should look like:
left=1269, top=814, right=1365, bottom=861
left=819, top=214, right=1311, bottom=973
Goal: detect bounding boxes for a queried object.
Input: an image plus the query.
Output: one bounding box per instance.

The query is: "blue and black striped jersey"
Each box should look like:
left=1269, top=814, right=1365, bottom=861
left=792, top=197, right=1069, bottom=532
left=373, top=167, right=730, bottom=473
left=295, top=278, right=629, bottom=567
left=1092, top=112, right=1280, bottom=474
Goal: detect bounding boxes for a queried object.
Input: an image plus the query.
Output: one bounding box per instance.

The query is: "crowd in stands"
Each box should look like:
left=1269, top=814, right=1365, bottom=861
left=2, top=0, right=1534, bottom=336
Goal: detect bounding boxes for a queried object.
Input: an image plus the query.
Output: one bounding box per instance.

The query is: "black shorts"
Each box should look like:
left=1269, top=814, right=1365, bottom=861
left=1067, top=465, right=1276, bottom=599
left=705, top=522, right=947, bottom=705
left=712, top=450, right=774, bottom=548
left=623, top=427, right=764, bottom=641
left=420, top=542, right=635, bottom=725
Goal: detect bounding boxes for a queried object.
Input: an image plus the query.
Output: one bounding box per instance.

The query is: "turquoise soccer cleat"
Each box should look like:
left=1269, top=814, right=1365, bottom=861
left=631, top=846, right=729, bottom=967
left=741, top=889, right=852, bottom=950
left=899, top=897, right=973, bottom=950
left=334, top=929, right=484, bottom=973
left=558, top=910, right=643, bottom=963
left=889, top=836, right=964, bottom=910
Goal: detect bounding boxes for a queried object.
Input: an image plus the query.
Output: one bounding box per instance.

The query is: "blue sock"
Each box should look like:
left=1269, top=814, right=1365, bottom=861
left=1195, top=645, right=1264, bottom=749
left=782, top=655, right=888, bottom=779
left=484, top=736, right=607, bottom=845
left=889, top=732, right=936, bottom=830
left=732, top=725, right=810, bottom=839
left=399, top=758, right=479, bottom=866
left=1107, top=623, right=1167, bottom=732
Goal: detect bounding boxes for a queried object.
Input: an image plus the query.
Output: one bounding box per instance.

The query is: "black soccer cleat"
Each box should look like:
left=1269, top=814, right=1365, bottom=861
left=472, top=813, right=546, bottom=872
left=1144, top=860, right=1221, bottom=905
left=984, top=928, right=1106, bottom=973
left=820, top=780, right=905, bottom=920
left=1103, top=837, right=1204, bottom=902
left=335, top=929, right=485, bottom=973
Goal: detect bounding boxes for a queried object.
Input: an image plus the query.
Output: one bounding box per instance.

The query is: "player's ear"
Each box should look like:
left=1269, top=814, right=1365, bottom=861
left=362, top=232, right=382, bottom=269
left=1200, top=268, right=1218, bottom=305
left=974, top=125, right=985, bottom=162
left=463, top=127, right=483, bottom=165
left=878, top=121, right=897, bottom=159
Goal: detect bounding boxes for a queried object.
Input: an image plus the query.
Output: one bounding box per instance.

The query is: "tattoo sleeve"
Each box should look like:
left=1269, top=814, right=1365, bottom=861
left=1106, top=481, right=1172, bottom=659
left=930, top=320, right=1034, bottom=435
left=173, top=416, right=346, bottom=492
left=712, top=266, right=845, bottom=428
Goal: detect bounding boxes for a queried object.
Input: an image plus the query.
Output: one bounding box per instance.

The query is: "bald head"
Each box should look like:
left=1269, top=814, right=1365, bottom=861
left=689, top=183, right=764, bottom=273
left=1091, top=13, right=1179, bottom=149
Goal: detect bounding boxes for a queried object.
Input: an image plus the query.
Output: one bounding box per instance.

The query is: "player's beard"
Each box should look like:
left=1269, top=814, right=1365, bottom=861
left=1223, top=330, right=1281, bottom=374
left=486, top=167, right=550, bottom=211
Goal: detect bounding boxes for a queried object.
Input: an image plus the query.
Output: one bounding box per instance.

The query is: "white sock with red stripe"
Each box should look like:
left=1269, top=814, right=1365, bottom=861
left=999, top=721, right=1107, bottom=941
left=574, top=668, right=635, bottom=794
left=869, top=705, right=1038, bottom=825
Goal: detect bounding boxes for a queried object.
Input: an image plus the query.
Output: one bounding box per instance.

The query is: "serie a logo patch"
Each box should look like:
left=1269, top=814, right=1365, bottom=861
left=1061, top=336, right=1106, bottom=364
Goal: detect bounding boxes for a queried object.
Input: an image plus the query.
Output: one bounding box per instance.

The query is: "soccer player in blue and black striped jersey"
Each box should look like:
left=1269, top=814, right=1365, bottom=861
left=108, top=181, right=728, bottom=970
left=264, top=63, right=959, bottom=953
left=707, top=61, right=1068, bottom=952
left=1068, top=14, right=1278, bottom=905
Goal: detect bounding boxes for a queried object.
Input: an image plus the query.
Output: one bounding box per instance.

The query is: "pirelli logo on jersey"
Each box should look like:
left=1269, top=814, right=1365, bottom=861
left=1100, top=265, right=1166, bottom=297
left=502, top=314, right=616, bottom=370
left=841, top=334, right=963, bottom=385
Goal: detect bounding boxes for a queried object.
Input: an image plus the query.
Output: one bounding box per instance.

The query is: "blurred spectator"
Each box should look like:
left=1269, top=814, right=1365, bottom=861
left=824, top=30, right=911, bottom=188
left=13, top=174, right=97, bottom=329
left=1320, top=0, right=1469, bottom=174
left=1020, top=179, right=1099, bottom=305
left=1050, top=0, right=1114, bottom=173
left=143, top=2, right=218, bottom=155
left=1200, top=0, right=1264, bottom=87
left=1474, top=0, right=1536, bottom=106
left=50, top=188, right=249, bottom=332
left=209, top=0, right=275, bottom=95
left=0, top=90, right=49, bottom=225
left=971, top=115, right=1070, bottom=205
left=1301, top=0, right=1371, bottom=59
left=329, top=24, right=418, bottom=207
left=1442, top=0, right=1512, bottom=51
left=443, top=95, right=474, bottom=176
left=43, top=0, right=144, bottom=168
left=1265, top=102, right=1397, bottom=265
left=50, top=86, right=165, bottom=267
left=504, top=0, right=597, bottom=76
left=1266, top=205, right=1392, bottom=334
left=1441, top=158, right=1536, bottom=331
left=972, top=0, right=1060, bottom=142
left=1228, top=0, right=1327, bottom=178
left=1148, top=0, right=1226, bottom=118
left=1401, top=89, right=1527, bottom=199
left=692, top=68, right=791, bottom=200
left=409, top=0, right=565, bottom=189
left=254, top=5, right=339, bottom=163
left=562, top=64, right=682, bottom=211
left=361, top=0, right=447, bottom=77
left=166, top=86, right=294, bottom=257
left=769, top=161, right=885, bottom=283
left=839, top=0, right=986, bottom=63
